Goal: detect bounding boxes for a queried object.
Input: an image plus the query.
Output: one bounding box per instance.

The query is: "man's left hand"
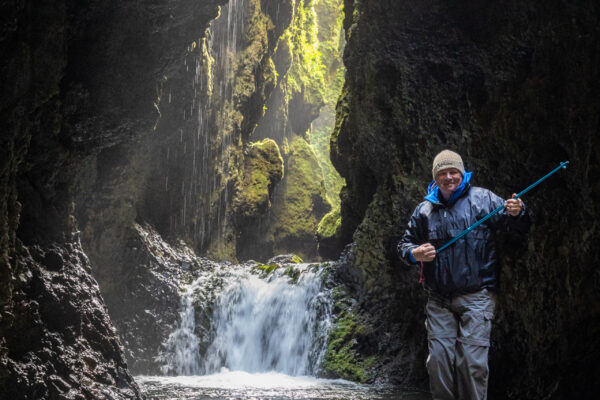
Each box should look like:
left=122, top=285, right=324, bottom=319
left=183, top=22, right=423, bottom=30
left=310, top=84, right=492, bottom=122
left=505, top=193, right=523, bottom=216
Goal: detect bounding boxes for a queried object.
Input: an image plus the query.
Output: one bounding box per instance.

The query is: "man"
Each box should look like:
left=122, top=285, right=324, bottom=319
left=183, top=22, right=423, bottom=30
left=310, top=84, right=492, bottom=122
left=398, top=150, right=530, bottom=400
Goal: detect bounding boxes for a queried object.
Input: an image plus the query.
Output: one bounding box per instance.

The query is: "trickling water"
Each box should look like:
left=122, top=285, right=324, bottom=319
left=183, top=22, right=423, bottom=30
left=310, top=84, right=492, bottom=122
left=158, top=283, right=202, bottom=376
left=158, top=263, right=332, bottom=377
left=166, top=0, right=245, bottom=253
left=193, top=0, right=245, bottom=253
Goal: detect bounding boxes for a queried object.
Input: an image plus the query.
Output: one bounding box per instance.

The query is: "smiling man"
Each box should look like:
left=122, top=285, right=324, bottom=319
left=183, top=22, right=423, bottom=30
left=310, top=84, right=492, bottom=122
left=398, top=150, right=530, bottom=400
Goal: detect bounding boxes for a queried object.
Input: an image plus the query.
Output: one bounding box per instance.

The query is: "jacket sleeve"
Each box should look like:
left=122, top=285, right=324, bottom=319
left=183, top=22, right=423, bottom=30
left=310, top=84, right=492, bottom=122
left=488, top=191, right=531, bottom=236
left=397, top=206, right=424, bottom=266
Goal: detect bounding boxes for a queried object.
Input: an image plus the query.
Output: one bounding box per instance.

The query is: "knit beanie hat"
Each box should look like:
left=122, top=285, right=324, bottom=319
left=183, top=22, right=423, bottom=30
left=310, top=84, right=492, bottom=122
left=432, top=150, right=465, bottom=179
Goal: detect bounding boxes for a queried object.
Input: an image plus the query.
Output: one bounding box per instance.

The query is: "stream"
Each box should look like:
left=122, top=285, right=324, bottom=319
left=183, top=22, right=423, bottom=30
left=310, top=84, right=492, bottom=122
left=133, top=262, right=430, bottom=399
left=136, top=372, right=429, bottom=399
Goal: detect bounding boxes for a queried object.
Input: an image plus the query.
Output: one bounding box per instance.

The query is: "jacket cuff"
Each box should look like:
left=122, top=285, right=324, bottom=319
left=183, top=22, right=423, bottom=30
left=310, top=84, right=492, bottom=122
left=409, top=249, right=417, bottom=263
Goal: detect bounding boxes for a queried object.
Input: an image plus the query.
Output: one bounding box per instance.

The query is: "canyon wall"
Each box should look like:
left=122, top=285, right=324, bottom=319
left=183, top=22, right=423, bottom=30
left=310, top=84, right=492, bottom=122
left=0, top=0, right=226, bottom=397
left=326, top=0, right=599, bottom=398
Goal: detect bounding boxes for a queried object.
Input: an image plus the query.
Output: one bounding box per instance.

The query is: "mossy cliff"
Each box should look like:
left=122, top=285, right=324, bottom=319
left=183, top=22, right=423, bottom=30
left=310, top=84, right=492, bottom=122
left=320, top=285, right=378, bottom=383
left=325, top=0, right=600, bottom=397
left=268, top=136, right=331, bottom=260
left=237, top=0, right=348, bottom=261
left=310, top=0, right=346, bottom=210
left=76, top=0, right=343, bottom=269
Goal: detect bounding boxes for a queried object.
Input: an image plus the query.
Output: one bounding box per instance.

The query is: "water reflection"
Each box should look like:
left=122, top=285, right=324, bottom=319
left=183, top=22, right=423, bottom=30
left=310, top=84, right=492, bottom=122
left=136, top=371, right=431, bottom=400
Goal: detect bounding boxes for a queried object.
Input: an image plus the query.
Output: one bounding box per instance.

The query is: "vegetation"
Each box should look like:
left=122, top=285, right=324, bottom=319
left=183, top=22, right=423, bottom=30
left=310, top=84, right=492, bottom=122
left=310, top=0, right=346, bottom=207
left=284, top=0, right=327, bottom=108
left=316, top=205, right=341, bottom=239
left=253, top=263, right=280, bottom=275
left=321, top=287, right=376, bottom=383
left=233, top=139, right=284, bottom=219
left=268, top=136, right=331, bottom=259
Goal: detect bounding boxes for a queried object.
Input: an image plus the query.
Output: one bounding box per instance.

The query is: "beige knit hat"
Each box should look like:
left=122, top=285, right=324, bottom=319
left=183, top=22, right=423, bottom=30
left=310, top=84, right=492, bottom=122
left=432, top=150, right=464, bottom=179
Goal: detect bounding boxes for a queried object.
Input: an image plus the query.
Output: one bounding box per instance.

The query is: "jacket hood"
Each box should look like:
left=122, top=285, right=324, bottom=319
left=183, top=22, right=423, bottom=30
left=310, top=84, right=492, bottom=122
left=425, top=171, right=472, bottom=206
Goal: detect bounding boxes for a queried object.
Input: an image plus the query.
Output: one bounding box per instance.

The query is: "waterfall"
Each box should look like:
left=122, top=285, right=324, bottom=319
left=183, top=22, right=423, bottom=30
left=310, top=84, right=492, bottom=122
left=158, top=264, right=332, bottom=377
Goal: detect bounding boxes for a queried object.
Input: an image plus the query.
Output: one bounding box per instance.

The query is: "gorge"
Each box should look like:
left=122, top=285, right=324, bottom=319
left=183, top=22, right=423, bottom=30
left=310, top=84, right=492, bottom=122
left=1, top=0, right=599, bottom=399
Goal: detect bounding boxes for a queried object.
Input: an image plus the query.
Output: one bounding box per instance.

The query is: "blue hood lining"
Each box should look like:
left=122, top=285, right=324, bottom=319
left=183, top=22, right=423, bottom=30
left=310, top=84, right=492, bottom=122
left=425, top=171, right=472, bottom=205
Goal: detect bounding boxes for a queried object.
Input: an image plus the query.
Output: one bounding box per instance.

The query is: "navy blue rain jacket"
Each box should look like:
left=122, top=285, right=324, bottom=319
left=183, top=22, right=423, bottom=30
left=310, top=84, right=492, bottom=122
left=397, top=173, right=531, bottom=296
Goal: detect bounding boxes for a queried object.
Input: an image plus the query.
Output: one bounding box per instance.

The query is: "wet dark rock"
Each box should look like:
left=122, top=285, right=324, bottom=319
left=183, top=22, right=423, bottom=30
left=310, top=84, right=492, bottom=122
left=267, top=254, right=304, bottom=265
left=1, top=0, right=227, bottom=397
left=0, top=241, right=141, bottom=399
left=331, top=0, right=600, bottom=397
left=105, top=223, right=219, bottom=374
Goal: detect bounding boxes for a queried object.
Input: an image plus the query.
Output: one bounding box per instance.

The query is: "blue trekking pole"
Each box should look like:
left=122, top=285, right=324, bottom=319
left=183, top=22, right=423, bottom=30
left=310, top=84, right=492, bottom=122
left=436, top=161, right=569, bottom=253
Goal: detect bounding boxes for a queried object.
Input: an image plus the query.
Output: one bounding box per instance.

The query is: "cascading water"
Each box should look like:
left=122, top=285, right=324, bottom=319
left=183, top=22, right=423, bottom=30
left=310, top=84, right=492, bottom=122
left=139, top=259, right=428, bottom=399
left=159, top=264, right=332, bottom=377
left=204, top=265, right=331, bottom=375
left=140, top=263, right=428, bottom=399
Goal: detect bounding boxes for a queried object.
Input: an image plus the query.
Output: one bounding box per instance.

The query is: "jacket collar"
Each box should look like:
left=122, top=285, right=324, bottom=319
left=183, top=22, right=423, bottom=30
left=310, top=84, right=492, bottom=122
left=425, top=171, right=472, bottom=206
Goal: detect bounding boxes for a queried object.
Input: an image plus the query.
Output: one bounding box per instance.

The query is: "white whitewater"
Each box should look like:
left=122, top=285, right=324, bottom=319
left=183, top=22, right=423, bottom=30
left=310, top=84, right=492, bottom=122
left=159, top=263, right=332, bottom=377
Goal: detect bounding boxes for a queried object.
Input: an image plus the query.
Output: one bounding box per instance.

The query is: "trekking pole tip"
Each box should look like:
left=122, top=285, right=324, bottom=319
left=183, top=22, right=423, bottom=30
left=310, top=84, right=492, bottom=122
left=561, top=161, right=570, bottom=169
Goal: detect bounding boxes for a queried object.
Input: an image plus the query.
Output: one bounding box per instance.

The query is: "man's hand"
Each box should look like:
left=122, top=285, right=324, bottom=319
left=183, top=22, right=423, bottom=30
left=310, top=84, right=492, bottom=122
left=412, top=243, right=436, bottom=262
left=505, top=193, right=523, bottom=216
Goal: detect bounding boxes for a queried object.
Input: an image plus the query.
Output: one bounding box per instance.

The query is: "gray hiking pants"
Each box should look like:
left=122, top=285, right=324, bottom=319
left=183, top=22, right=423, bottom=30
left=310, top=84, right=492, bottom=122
left=425, top=289, right=496, bottom=400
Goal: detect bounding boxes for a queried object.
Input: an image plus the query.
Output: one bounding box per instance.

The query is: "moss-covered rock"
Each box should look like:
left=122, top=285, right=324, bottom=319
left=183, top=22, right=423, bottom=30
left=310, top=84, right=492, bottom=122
left=253, top=263, right=280, bottom=276
left=310, top=0, right=346, bottom=208
left=316, top=205, right=344, bottom=259
left=317, top=206, right=341, bottom=239
left=235, top=136, right=332, bottom=261
left=233, top=139, right=284, bottom=220
left=321, top=286, right=377, bottom=383
left=269, top=136, right=332, bottom=259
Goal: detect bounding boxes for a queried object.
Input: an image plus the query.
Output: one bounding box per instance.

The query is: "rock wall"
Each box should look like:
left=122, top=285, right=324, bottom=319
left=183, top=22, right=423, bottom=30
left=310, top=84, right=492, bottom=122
left=240, top=0, right=348, bottom=261
left=328, top=0, right=600, bottom=398
left=0, top=0, right=226, bottom=397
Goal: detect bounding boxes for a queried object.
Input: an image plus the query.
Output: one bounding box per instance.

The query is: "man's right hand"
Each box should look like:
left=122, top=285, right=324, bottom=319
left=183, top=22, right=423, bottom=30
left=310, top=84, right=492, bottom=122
left=412, top=243, right=436, bottom=262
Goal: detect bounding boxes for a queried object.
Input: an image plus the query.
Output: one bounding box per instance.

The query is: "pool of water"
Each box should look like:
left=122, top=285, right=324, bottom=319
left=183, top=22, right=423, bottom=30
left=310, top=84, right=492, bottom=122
left=136, top=370, right=431, bottom=400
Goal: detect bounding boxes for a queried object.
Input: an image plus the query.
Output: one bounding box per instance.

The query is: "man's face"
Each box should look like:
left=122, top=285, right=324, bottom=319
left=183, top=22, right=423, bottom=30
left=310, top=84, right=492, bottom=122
left=435, top=168, right=463, bottom=199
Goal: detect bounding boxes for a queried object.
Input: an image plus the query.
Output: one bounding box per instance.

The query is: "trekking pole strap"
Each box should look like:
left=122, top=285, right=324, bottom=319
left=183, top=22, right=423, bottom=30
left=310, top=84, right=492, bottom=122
left=436, top=161, right=569, bottom=254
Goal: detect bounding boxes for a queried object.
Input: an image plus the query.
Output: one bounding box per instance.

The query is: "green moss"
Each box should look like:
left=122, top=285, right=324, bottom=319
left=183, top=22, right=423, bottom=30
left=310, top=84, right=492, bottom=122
left=268, top=136, right=331, bottom=259
left=282, top=0, right=326, bottom=108
left=283, top=265, right=301, bottom=283
left=321, top=308, right=376, bottom=383
left=317, top=206, right=341, bottom=239
left=233, top=139, right=284, bottom=219
left=253, top=263, right=280, bottom=275
left=290, top=254, right=304, bottom=263
left=235, top=0, right=344, bottom=261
